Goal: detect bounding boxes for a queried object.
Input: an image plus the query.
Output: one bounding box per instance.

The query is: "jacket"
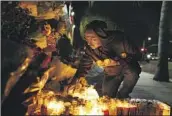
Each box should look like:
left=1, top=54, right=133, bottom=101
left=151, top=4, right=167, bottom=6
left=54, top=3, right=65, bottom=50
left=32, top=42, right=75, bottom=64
left=74, top=30, right=142, bottom=78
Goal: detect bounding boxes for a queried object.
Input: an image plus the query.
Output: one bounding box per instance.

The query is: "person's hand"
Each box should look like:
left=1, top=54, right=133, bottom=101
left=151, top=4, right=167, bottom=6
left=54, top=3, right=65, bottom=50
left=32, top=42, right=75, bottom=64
left=63, top=77, right=78, bottom=94
left=96, top=59, right=120, bottom=67
left=106, top=59, right=120, bottom=66
left=77, top=77, right=88, bottom=87
left=64, top=77, right=87, bottom=94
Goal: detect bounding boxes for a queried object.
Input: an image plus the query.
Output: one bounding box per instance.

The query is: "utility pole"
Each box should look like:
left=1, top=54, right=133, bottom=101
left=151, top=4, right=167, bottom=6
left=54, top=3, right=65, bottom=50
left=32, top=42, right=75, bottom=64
left=143, top=37, right=151, bottom=48
left=141, top=37, right=151, bottom=60
left=142, top=40, right=145, bottom=48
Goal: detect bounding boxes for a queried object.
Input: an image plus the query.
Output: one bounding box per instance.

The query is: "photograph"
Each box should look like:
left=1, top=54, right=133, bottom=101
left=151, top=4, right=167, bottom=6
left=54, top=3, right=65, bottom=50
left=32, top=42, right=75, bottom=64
left=1, top=1, right=172, bottom=116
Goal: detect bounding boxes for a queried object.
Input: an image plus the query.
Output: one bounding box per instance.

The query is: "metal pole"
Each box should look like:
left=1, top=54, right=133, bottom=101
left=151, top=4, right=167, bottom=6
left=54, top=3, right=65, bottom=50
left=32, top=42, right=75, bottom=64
left=143, top=39, right=145, bottom=48
left=142, top=40, right=146, bottom=60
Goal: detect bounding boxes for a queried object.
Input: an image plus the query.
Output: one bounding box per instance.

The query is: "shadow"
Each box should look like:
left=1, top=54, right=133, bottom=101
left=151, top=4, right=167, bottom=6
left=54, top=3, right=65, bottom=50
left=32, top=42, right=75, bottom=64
left=1, top=53, right=46, bottom=116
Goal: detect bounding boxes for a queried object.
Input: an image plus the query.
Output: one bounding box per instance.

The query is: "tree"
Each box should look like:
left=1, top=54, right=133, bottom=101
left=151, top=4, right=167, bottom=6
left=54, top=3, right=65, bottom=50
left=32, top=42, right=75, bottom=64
left=153, top=1, right=172, bottom=82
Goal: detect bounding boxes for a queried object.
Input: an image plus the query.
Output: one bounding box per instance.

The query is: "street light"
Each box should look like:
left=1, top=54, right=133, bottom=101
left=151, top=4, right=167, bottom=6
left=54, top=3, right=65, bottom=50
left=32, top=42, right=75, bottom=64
left=148, top=37, right=151, bottom=41
left=143, top=36, right=152, bottom=48
left=71, top=11, right=75, bottom=16
left=72, top=24, right=76, bottom=29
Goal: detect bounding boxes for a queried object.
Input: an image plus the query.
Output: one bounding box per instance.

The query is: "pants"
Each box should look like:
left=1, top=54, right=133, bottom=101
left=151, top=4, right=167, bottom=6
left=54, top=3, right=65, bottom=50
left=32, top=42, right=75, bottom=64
left=102, top=65, right=140, bottom=98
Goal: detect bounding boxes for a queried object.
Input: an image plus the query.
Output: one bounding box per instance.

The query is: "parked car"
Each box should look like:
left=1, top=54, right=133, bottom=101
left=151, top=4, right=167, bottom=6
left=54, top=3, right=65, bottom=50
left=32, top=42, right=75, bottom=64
left=147, top=43, right=172, bottom=61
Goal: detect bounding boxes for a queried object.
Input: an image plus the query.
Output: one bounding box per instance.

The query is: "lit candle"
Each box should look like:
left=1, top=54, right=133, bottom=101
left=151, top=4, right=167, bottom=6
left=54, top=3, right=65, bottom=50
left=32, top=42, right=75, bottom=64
left=41, top=104, right=47, bottom=115
left=117, top=107, right=123, bottom=116
left=103, top=109, right=109, bottom=116
left=122, top=107, right=129, bottom=116
left=156, top=108, right=163, bottom=116
left=128, top=106, right=137, bottom=116
left=35, top=112, right=41, bottom=115
left=163, top=108, right=170, bottom=116
left=161, top=104, right=171, bottom=116
left=27, top=104, right=37, bottom=115
left=117, top=106, right=137, bottom=116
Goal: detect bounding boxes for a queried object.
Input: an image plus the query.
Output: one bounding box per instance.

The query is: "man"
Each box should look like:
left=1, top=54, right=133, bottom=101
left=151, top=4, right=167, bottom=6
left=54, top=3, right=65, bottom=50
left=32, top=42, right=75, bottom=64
left=69, top=20, right=142, bottom=99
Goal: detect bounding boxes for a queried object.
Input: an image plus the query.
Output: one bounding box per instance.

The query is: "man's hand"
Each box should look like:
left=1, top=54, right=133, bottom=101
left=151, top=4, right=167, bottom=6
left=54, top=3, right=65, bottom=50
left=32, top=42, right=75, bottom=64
left=96, top=59, right=120, bottom=67
left=63, top=77, right=78, bottom=94
left=77, top=77, right=88, bottom=87
left=64, top=77, right=88, bottom=94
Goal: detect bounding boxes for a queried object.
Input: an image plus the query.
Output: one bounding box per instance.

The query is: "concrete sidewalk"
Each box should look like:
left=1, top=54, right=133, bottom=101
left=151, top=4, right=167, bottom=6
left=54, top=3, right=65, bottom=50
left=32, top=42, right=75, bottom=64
left=130, top=72, right=172, bottom=106
left=48, top=69, right=172, bottom=107
left=87, top=70, right=172, bottom=107
left=140, top=61, right=172, bottom=79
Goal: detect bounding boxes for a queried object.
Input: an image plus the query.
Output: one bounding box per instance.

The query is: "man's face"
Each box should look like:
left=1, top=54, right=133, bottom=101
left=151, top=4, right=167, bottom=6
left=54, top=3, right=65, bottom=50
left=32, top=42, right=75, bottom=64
left=84, top=30, right=102, bottom=49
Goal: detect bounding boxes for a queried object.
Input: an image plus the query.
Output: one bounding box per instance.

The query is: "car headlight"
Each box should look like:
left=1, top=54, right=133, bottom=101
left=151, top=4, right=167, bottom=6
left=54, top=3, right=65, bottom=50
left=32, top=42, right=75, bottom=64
left=147, top=54, right=151, bottom=59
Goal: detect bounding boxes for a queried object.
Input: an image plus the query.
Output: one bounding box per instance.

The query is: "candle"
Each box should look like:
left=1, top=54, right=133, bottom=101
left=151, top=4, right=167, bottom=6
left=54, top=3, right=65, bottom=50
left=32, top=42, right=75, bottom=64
left=117, top=107, right=123, bottom=116
left=103, top=109, right=109, bottom=116
left=41, top=104, right=47, bottom=115
left=116, top=106, right=137, bottom=116
left=122, top=107, right=129, bottom=116
left=157, top=108, right=163, bottom=116
left=162, top=109, right=170, bottom=116
left=27, top=104, right=37, bottom=115
left=64, top=107, right=72, bottom=116
left=35, top=112, right=41, bottom=115
left=156, top=102, right=171, bottom=116
left=156, top=106, right=170, bottom=116
left=128, top=106, right=137, bottom=116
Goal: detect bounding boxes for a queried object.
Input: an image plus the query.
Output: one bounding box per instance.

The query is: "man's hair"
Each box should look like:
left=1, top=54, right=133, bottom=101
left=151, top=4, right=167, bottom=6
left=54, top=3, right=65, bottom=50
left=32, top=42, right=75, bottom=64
left=85, top=20, right=107, bottom=31
left=85, top=20, right=108, bottom=38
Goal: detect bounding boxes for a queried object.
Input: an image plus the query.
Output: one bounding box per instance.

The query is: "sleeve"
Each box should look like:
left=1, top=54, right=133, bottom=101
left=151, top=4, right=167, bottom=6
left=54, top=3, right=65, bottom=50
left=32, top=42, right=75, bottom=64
left=110, top=32, right=142, bottom=62
left=122, top=37, right=142, bottom=62
left=74, top=51, right=93, bottom=78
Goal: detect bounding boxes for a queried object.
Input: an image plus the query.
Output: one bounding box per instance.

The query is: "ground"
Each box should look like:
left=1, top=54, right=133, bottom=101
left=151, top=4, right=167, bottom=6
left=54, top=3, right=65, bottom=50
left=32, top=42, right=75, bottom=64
left=141, top=60, right=172, bottom=79
left=130, top=72, right=172, bottom=106
left=86, top=65, right=172, bottom=107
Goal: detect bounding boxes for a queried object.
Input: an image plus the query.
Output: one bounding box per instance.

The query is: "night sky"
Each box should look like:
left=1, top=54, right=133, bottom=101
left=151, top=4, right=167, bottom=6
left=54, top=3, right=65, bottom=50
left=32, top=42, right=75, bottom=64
left=72, top=1, right=162, bottom=49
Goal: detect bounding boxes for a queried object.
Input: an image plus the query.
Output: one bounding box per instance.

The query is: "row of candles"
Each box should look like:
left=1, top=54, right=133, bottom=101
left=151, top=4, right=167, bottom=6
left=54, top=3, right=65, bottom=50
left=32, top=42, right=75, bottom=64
left=26, top=90, right=171, bottom=116
left=27, top=99, right=170, bottom=116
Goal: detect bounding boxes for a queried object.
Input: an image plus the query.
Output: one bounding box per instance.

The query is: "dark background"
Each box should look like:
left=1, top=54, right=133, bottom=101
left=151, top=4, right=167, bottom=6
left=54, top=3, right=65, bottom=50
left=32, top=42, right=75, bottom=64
left=72, top=1, right=163, bottom=49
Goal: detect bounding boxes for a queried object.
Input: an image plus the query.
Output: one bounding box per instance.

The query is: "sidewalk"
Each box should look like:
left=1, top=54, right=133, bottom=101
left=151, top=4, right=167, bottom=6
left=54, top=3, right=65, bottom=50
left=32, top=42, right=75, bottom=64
left=87, top=70, right=172, bottom=107
left=140, top=61, right=172, bottom=79
left=130, top=72, right=172, bottom=106
left=48, top=69, right=172, bottom=107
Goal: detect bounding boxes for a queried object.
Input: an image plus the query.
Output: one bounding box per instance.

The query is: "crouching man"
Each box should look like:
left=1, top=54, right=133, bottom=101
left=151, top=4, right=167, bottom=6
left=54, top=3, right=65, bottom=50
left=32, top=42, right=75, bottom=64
left=68, top=20, right=142, bottom=99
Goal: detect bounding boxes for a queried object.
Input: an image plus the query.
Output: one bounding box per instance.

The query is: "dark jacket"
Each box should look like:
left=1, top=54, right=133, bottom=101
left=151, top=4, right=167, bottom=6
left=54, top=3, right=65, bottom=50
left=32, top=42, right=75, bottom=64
left=74, top=30, right=142, bottom=78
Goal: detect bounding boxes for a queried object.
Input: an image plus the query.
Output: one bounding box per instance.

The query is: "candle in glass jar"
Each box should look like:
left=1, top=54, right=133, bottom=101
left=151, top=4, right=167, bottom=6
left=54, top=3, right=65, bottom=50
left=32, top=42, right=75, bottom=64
left=162, top=109, right=170, bottom=116
left=103, top=109, right=109, bottom=116
left=41, top=104, right=47, bottom=115
left=117, top=107, right=123, bottom=116
left=117, top=106, right=137, bottom=116
left=128, top=106, right=137, bottom=116
left=122, top=107, right=129, bottom=116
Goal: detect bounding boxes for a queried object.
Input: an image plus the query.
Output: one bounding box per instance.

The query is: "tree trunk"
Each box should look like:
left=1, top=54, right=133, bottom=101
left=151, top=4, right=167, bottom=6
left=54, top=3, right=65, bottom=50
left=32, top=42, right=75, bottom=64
left=153, top=1, right=172, bottom=82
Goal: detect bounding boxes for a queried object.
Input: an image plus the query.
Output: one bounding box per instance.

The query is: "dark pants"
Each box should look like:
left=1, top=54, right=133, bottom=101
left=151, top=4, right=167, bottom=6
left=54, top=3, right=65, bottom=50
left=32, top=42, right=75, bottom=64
left=102, top=64, right=140, bottom=98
